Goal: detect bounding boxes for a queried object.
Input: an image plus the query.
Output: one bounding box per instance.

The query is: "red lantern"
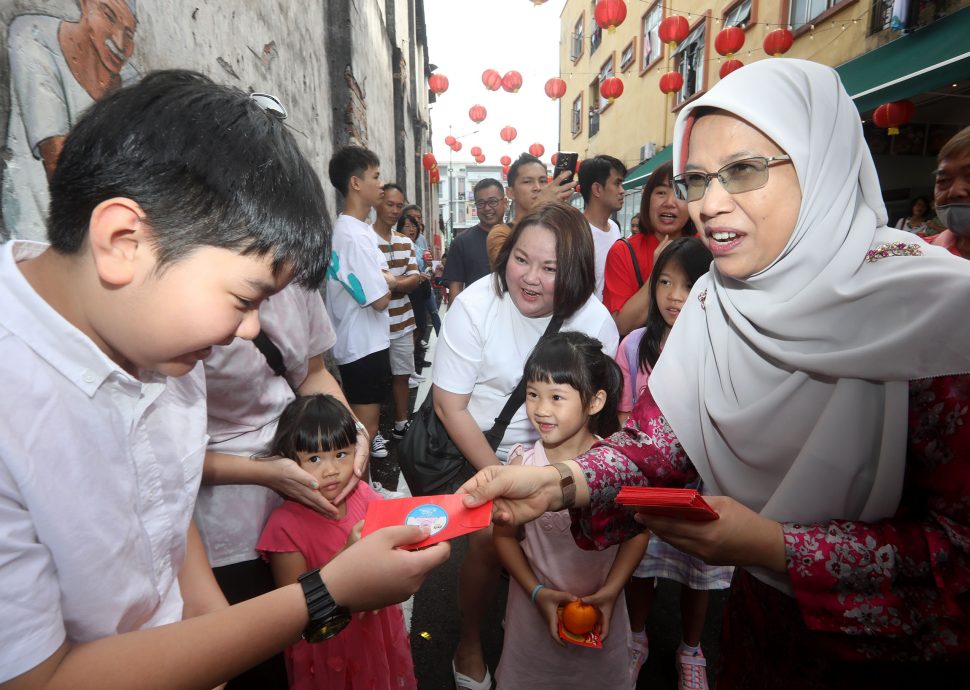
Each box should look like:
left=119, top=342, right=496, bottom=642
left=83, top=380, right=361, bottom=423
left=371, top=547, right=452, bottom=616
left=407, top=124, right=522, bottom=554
left=763, top=28, right=793, bottom=57
left=444, top=135, right=456, bottom=147
left=659, top=71, right=684, bottom=94
left=594, top=0, right=627, bottom=33
left=500, top=126, right=518, bottom=144
left=550, top=152, right=558, bottom=166
left=470, top=146, right=483, bottom=157
left=599, top=77, right=624, bottom=104
left=469, top=104, right=487, bottom=124
left=422, top=153, right=438, bottom=171
left=719, top=59, right=744, bottom=79
left=502, top=165, right=511, bottom=177
left=502, top=70, right=523, bottom=93
left=451, top=141, right=463, bottom=152
left=658, top=15, right=689, bottom=48
left=714, top=26, right=744, bottom=58
left=474, top=154, right=486, bottom=164
left=429, top=168, right=441, bottom=184
left=428, top=73, right=449, bottom=95
left=872, top=100, right=915, bottom=136
left=528, top=143, right=545, bottom=157
left=544, top=77, right=567, bottom=100
left=500, top=155, right=512, bottom=166
left=482, top=69, right=502, bottom=91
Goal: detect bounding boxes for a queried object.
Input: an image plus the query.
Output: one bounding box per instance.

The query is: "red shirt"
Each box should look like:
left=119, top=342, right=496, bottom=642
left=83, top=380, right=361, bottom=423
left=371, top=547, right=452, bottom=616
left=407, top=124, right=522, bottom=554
left=602, top=233, right=660, bottom=313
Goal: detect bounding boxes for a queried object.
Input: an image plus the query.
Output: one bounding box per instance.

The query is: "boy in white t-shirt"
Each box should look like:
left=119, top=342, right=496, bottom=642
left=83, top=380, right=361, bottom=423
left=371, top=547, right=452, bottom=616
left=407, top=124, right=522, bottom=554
left=325, top=146, right=394, bottom=458
left=0, top=71, right=447, bottom=689
left=578, top=155, right=627, bottom=301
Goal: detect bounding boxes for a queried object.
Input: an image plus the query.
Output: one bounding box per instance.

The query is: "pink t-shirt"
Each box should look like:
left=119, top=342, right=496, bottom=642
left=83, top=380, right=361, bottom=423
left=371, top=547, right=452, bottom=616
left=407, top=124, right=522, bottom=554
left=616, top=328, right=652, bottom=413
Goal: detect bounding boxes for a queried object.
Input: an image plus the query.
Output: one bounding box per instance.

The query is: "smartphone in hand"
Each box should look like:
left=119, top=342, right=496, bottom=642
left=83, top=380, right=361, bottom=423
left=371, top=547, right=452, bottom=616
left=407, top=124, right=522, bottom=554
left=553, top=151, right=579, bottom=185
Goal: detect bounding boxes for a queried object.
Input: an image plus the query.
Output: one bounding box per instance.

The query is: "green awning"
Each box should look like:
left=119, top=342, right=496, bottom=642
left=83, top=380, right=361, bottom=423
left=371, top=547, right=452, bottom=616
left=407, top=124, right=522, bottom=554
left=622, top=146, right=673, bottom=190
left=836, top=5, right=970, bottom=113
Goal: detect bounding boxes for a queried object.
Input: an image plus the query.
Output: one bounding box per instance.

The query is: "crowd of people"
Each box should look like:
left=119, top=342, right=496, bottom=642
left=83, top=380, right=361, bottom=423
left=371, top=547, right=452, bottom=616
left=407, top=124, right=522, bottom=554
left=0, top=57, right=968, bottom=690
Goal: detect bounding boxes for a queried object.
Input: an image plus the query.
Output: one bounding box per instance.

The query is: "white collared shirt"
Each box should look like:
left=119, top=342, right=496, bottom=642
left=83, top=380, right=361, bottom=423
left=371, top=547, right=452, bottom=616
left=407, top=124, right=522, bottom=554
left=195, top=284, right=336, bottom=567
left=0, top=241, right=208, bottom=682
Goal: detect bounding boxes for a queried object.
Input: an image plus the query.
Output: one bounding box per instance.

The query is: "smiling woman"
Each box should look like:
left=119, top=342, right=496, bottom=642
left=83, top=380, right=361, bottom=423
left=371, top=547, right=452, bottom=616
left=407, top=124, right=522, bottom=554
left=430, top=202, right=619, bottom=690
left=458, top=59, right=970, bottom=690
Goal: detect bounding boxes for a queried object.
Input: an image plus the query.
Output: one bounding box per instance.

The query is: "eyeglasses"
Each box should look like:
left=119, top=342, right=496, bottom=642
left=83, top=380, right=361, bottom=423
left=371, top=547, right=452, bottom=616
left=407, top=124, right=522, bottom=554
left=250, top=92, right=287, bottom=120
left=672, top=156, right=792, bottom=202
left=474, top=197, right=503, bottom=209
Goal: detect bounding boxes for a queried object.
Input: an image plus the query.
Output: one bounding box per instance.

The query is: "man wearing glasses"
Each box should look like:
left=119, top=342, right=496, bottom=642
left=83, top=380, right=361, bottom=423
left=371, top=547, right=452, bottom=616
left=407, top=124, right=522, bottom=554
left=442, top=178, right=508, bottom=304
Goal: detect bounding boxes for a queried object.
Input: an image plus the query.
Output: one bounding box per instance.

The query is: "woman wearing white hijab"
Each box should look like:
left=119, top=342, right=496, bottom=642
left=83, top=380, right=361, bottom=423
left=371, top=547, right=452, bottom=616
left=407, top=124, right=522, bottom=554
left=459, top=59, right=970, bottom=687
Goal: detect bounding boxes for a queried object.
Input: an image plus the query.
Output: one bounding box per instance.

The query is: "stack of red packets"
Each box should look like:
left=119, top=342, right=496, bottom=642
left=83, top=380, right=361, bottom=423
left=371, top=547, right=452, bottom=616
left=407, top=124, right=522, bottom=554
left=615, top=486, right=719, bottom=521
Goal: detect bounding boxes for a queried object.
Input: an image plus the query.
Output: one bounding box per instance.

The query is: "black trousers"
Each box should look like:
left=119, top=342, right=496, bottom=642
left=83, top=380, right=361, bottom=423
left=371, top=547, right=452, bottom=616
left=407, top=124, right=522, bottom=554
left=213, top=558, right=289, bottom=690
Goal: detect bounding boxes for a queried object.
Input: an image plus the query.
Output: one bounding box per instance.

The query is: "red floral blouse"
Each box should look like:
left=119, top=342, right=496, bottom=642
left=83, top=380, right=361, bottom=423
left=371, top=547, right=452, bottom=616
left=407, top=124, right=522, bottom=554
left=571, top=375, right=970, bottom=661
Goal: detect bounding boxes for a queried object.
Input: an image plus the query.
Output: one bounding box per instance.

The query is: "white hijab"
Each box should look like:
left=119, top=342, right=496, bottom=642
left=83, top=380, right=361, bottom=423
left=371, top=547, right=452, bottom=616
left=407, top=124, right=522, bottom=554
left=648, top=59, right=970, bottom=592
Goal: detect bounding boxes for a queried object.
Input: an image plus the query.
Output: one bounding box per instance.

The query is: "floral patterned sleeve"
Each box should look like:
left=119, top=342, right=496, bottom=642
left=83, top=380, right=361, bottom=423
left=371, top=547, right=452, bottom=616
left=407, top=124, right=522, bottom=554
left=783, top=375, right=970, bottom=659
left=571, top=393, right=698, bottom=550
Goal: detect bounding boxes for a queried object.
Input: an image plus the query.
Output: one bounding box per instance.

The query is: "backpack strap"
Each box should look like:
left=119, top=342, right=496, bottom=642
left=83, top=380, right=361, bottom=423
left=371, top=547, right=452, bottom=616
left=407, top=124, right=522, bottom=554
left=253, top=330, right=287, bottom=377
left=622, top=238, right=644, bottom=288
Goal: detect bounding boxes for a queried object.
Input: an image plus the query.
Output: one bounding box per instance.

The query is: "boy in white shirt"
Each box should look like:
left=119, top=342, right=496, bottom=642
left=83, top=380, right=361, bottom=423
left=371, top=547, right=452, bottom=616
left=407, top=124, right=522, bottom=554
left=0, top=71, right=447, bottom=689
left=325, top=146, right=395, bottom=458
left=578, top=155, right=627, bottom=301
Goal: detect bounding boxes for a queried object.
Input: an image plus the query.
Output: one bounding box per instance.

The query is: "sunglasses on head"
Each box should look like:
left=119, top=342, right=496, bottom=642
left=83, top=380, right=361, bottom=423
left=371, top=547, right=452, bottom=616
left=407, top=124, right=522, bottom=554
left=672, top=155, right=791, bottom=203
left=250, top=92, right=287, bottom=120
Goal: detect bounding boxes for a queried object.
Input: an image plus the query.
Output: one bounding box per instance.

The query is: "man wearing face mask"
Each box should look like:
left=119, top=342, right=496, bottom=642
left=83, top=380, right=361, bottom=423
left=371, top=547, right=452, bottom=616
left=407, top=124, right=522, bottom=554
left=931, top=125, right=970, bottom=259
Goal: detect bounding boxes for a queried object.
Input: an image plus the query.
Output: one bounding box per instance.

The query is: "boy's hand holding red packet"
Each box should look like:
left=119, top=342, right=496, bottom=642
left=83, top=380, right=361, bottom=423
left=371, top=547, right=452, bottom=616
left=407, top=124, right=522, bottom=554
left=361, top=494, right=493, bottom=550
left=615, top=486, right=719, bottom=521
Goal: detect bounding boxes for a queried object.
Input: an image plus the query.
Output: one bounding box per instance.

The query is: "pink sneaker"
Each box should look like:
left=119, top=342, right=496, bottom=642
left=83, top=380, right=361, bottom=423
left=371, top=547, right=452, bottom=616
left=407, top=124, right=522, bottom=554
left=676, top=646, right=709, bottom=690
left=629, top=632, right=649, bottom=686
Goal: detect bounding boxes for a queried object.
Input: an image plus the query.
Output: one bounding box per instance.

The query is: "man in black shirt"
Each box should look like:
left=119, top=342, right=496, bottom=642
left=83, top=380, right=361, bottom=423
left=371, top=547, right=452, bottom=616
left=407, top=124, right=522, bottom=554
left=442, top=178, right=506, bottom=304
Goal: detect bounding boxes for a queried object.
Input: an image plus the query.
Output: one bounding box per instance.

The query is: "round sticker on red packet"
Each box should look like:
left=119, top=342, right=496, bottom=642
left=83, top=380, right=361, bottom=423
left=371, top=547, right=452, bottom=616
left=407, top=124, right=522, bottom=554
left=405, top=504, right=449, bottom=535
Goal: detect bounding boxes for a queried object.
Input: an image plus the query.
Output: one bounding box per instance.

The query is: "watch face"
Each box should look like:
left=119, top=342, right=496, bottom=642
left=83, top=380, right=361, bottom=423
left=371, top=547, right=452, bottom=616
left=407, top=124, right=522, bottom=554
left=305, top=614, right=351, bottom=643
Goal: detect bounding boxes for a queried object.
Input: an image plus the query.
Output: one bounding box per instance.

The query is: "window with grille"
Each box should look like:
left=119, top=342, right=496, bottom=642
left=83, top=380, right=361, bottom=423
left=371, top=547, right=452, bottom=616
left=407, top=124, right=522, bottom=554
left=571, top=94, right=583, bottom=136
left=672, top=21, right=705, bottom=103
left=724, top=0, right=752, bottom=28
left=641, top=3, right=662, bottom=69
left=789, top=0, right=838, bottom=29
left=571, top=15, right=585, bottom=60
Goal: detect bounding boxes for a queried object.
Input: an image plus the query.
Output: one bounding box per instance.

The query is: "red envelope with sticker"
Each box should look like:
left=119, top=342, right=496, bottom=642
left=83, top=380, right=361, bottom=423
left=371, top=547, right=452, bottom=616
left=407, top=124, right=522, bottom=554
left=361, top=494, right=493, bottom=550
left=615, top=486, right=719, bottom=521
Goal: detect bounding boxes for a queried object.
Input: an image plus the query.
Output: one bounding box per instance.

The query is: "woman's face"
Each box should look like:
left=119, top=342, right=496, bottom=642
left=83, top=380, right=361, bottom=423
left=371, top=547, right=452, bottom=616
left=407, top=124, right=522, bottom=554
left=685, top=113, right=801, bottom=279
left=648, top=180, right=690, bottom=237
left=401, top=218, right=418, bottom=241
left=912, top=199, right=927, bottom=217
left=505, top=224, right=557, bottom=318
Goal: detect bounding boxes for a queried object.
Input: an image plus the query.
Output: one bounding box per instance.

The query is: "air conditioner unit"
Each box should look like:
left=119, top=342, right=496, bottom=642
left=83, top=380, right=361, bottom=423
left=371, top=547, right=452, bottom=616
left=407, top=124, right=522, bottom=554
left=639, top=143, right=657, bottom=161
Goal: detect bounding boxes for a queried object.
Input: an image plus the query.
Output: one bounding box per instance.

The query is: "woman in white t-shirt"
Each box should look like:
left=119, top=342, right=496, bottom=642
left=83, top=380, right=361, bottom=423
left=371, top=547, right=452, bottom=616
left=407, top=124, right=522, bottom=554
left=432, top=202, right=619, bottom=690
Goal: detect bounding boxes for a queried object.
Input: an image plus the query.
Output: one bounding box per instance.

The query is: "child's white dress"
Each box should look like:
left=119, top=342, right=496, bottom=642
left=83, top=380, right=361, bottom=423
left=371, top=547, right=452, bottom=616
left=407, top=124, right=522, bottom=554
left=495, top=441, right=632, bottom=690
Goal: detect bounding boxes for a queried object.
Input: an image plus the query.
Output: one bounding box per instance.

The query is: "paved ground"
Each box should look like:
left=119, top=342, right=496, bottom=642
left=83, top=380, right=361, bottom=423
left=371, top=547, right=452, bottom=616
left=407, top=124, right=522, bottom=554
left=369, top=325, right=728, bottom=690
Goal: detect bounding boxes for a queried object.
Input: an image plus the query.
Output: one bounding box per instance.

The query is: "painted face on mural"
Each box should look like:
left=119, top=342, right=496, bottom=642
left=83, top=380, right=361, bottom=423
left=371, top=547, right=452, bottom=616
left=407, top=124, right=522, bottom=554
left=80, top=0, right=136, bottom=76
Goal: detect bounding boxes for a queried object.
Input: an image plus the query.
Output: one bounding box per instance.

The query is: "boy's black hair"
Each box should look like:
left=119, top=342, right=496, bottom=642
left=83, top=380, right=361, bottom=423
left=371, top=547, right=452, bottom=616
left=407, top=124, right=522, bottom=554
left=48, top=70, right=331, bottom=288
left=578, top=155, right=627, bottom=204
left=473, top=178, right=504, bottom=198
left=329, top=145, right=381, bottom=196
left=507, top=153, right=545, bottom=187
left=638, top=237, right=712, bottom=371
left=265, top=394, right=359, bottom=461
left=524, top=331, right=622, bottom=438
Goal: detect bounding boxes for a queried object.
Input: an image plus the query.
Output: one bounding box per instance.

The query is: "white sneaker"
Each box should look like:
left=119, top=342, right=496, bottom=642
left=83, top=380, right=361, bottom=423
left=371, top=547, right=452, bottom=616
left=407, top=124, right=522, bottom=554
left=371, top=481, right=405, bottom=500
left=370, top=433, right=389, bottom=459
left=408, top=375, right=421, bottom=388
left=419, top=339, right=428, bottom=348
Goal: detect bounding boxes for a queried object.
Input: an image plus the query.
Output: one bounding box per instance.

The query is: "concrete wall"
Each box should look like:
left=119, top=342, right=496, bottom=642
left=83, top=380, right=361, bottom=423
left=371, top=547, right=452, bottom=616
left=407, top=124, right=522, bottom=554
left=0, top=0, right=432, bottom=240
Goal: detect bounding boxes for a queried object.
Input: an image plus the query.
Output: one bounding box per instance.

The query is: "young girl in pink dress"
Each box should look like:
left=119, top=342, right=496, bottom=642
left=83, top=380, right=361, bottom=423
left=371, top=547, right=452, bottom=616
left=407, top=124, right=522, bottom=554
left=616, top=238, right=731, bottom=690
left=256, top=394, right=416, bottom=690
left=493, top=332, right=650, bottom=690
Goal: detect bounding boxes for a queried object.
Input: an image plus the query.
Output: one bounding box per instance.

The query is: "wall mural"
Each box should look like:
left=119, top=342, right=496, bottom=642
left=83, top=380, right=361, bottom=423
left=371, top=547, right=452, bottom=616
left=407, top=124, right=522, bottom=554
left=2, top=0, right=139, bottom=241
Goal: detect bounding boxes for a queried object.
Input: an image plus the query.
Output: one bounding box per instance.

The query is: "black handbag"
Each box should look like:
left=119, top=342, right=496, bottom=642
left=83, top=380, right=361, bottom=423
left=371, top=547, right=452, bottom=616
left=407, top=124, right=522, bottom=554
left=398, top=316, right=563, bottom=496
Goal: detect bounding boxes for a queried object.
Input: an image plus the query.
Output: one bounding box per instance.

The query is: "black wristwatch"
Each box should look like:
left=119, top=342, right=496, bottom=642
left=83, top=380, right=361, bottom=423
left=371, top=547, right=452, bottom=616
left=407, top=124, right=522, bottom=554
left=298, top=569, right=351, bottom=643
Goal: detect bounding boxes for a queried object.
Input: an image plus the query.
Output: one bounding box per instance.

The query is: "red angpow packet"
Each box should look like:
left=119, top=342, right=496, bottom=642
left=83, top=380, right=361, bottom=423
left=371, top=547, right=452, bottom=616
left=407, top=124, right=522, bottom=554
left=615, top=486, right=719, bottom=521
left=360, top=494, right=493, bottom=550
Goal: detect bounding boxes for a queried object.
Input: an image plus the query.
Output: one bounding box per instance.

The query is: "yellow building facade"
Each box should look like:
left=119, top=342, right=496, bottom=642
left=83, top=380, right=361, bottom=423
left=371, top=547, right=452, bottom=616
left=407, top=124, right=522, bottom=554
left=558, top=0, right=970, bottom=229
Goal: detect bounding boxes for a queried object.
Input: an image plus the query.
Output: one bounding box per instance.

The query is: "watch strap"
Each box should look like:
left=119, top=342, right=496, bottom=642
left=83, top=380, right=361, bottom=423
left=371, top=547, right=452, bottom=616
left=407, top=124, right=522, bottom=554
left=298, top=569, right=350, bottom=642
left=551, top=462, right=576, bottom=510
